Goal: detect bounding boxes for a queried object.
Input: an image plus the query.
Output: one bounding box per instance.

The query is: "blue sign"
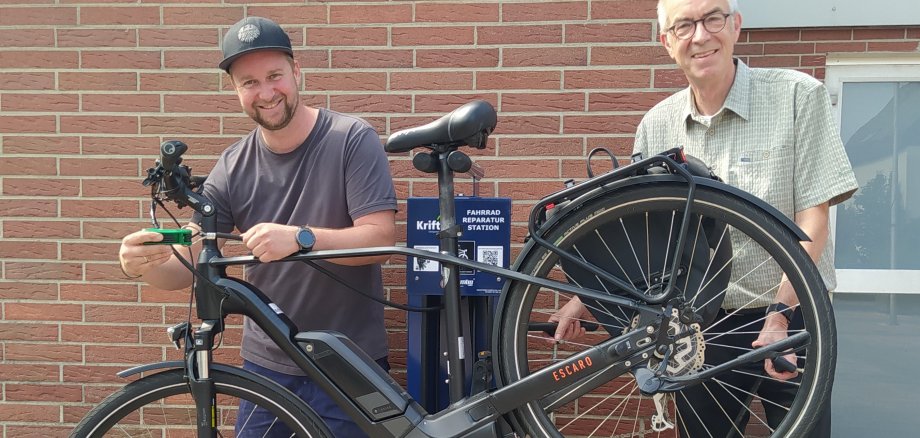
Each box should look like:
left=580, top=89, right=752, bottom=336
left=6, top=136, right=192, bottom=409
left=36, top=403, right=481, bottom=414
left=406, top=197, right=511, bottom=296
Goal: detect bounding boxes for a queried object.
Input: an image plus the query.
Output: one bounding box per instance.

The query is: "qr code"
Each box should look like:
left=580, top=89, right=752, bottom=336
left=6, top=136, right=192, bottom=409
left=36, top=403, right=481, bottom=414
left=477, top=246, right=503, bottom=267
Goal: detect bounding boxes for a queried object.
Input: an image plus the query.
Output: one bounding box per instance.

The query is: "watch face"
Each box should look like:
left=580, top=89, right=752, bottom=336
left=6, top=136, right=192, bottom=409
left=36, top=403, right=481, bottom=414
left=297, top=227, right=315, bottom=250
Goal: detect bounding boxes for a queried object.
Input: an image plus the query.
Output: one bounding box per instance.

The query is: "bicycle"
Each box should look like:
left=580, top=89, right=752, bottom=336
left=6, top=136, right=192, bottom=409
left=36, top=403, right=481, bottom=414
left=71, top=100, right=834, bottom=437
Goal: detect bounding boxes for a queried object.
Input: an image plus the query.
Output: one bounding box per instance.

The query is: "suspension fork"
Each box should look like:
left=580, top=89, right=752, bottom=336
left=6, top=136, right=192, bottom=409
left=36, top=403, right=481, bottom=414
left=188, top=319, right=219, bottom=437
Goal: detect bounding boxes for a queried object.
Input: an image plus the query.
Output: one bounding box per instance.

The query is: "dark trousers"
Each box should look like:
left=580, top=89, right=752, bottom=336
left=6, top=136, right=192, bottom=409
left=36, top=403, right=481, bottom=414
left=235, top=357, right=390, bottom=438
left=677, top=309, right=832, bottom=437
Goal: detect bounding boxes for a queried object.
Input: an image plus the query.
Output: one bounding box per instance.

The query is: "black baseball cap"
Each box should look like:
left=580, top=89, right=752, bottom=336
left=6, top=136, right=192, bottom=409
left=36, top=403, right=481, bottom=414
left=219, top=16, right=293, bottom=73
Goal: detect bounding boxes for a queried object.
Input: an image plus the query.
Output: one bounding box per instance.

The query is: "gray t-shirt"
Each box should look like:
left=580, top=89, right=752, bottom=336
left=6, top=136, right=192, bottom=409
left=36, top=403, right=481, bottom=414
left=195, top=108, right=397, bottom=375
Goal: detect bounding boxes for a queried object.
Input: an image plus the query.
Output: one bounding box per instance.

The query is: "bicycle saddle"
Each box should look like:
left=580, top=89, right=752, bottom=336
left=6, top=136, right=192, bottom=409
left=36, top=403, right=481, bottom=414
left=384, top=100, right=497, bottom=153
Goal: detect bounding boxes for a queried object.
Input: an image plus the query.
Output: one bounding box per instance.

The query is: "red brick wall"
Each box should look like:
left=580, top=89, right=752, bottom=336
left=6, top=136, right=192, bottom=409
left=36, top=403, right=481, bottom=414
left=1, top=0, right=919, bottom=435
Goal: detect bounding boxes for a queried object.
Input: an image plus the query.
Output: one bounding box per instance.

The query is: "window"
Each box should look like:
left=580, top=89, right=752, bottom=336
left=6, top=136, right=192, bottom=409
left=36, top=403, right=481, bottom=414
left=825, top=55, right=920, bottom=436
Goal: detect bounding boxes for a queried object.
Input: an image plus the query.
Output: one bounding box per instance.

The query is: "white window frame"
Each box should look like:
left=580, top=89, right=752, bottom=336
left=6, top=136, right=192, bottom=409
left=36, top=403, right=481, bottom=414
left=825, top=53, right=920, bottom=295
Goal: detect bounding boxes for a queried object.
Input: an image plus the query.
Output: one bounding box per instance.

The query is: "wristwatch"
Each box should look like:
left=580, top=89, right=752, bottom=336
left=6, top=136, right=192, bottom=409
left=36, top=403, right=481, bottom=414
left=766, top=302, right=795, bottom=324
left=295, top=226, right=316, bottom=252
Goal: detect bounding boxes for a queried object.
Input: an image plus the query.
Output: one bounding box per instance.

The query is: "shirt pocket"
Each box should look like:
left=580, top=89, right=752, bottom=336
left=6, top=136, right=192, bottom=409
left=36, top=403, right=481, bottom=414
left=728, top=144, right=794, bottom=202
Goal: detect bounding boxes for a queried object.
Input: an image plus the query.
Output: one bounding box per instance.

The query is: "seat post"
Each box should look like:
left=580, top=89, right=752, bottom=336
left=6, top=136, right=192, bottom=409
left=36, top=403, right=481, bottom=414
left=435, top=147, right=466, bottom=403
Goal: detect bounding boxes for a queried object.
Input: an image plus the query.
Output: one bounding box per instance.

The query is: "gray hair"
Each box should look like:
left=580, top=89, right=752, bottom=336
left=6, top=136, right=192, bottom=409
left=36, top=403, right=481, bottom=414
left=657, top=0, right=739, bottom=33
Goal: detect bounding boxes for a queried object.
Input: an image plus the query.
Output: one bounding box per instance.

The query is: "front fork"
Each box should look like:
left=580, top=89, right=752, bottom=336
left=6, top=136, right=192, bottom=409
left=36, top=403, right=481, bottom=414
left=174, top=319, right=220, bottom=437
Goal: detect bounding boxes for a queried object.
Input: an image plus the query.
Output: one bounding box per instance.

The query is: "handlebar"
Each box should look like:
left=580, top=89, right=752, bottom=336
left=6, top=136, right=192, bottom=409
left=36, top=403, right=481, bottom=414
left=143, top=140, right=215, bottom=217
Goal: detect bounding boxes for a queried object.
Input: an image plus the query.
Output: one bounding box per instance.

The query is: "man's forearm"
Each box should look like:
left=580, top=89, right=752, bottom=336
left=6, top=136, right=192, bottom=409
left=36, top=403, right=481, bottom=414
left=775, top=203, right=830, bottom=307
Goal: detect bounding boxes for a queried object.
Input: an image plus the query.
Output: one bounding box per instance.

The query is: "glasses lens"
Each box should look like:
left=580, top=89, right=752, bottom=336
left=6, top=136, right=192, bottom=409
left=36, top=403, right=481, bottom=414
left=673, top=21, right=695, bottom=39
left=703, top=14, right=727, bottom=33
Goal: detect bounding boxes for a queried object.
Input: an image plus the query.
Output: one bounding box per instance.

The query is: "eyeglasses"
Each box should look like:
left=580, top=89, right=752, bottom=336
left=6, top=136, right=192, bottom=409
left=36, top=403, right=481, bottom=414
left=666, top=12, right=732, bottom=40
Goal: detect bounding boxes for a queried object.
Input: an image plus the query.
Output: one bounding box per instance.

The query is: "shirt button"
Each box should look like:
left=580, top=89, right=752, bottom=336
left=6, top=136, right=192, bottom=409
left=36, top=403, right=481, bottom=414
left=707, top=129, right=715, bottom=136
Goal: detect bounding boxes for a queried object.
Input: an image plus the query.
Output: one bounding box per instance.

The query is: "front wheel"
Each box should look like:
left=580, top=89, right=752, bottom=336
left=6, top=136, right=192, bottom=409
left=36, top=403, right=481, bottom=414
left=495, top=182, right=835, bottom=437
left=71, top=367, right=333, bottom=437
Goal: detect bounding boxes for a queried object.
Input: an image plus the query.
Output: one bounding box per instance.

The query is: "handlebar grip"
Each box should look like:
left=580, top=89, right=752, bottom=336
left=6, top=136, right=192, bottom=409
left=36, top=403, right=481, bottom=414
left=160, top=140, right=188, bottom=172
left=771, top=356, right=798, bottom=373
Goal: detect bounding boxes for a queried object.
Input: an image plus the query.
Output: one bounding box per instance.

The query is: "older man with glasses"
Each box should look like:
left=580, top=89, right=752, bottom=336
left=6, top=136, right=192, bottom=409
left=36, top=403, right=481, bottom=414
left=551, top=0, right=857, bottom=436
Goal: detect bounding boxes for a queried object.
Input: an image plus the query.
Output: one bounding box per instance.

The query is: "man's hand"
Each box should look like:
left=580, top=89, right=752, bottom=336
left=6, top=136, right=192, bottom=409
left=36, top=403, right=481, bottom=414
left=752, top=313, right=799, bottom=380
left=549, top=296, right=590, bottom=343
left=241, top=223, right=300, bottom=263
left=119, top=230, right=174, bottom=278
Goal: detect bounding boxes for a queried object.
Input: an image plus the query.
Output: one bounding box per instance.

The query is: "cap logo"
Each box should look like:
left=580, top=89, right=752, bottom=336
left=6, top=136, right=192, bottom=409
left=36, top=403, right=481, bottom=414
left=237, top=24, right=260, bottom=43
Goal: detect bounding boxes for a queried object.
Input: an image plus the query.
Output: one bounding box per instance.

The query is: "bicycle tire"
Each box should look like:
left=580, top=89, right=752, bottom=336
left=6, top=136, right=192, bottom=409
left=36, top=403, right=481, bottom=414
left=71, top=367, right=333, bottom=438
left=494, top=182, right=835, bottom=438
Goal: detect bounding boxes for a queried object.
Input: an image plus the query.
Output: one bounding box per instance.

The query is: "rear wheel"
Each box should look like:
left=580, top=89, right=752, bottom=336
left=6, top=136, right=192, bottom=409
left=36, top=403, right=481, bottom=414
left=71, top=367, right=332, bottom=438
left=495, top=182, right=835, bottom=437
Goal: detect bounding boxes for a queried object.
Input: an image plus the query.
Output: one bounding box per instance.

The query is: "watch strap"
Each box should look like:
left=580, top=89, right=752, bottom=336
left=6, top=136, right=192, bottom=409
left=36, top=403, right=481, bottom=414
left=766, top=302, right=795, bottom=323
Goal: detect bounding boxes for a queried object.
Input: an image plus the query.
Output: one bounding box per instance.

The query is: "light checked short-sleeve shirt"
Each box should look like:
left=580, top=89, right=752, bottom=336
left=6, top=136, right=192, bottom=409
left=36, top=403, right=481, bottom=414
left=634, top=60, right=858, bottom=309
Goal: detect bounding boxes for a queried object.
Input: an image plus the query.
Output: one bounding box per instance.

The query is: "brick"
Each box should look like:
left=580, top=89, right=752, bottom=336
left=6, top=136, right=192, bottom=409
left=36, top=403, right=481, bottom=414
left=4, top=343, right=81, bottom=362
left=589, top=91, right=672, bottom=111
left=162, top=6, right=242, bottom=25
left=415, top=3, right=499, bottom=23
left=2, top=220, right=80, bottom=239
left=329, top=94, right=412, bottom=114
left=307, top=26, right=388, bottom=46
left=0, top=50, right=78, bottom=69
left=564, top=114, right=642, bottom=134
left=0, top=322, right=59, bottom=342
left=493, top=115, right=560, bottom=135
left=85, top=345, right=163, bottom=365
left=801, top=54, right=827, bottom=67
left=164, top=93, right=239, bottom=113
left=329, top=4, right=412, bottom=24
left=908, top=28, right=920, bottom=39
left=764, top=42, right=816, bottom=55
left=61, top=283, right=138, bottom=303
left=591, top=45, right=673, bottom=65
left=0, top=157, right=57, bottom=176
left=0, top=116, right=56, bottom=134
left=735, top=43, right=765, bottom=56
left=4, top=426, right=72, bottom=438
left=140, top=116, right=221, bottom=135
left=868, top=41, right=920, bottom=51
left=412, top=93, right=497, bottom=113
left=80, top=178, right=145, bottom=198
left=57, top=28, right=137, bottom=47
left=0, top=28, right=54, bottom=47
left=304, top=72, right=386, bottom=91
left=247, top=5, right=326, bottom=24
left=0, top=6, right=76, bottom=25
left=0, top=403, right=57, bottom=422
left=331, top=49, right=413, bottom=68
left=747, top=55, right=799, bottom=68
left=80, top=50, right=161, bottom=70
left=854, top=28, right=907, bottom=40
left=60, top=72, right=137, bottom=91
left=61, top=200, right=139, bottom=218
left=0, top=240, right=57, bottom=259
left=6, top=303, right=83, bottom=322
left=503, top=47, right=587, bottom=67
left=653, top=68, right=688, bottom=88
left=498, top=180, right=571, bottom=199
left=6, top=384, right=83, bottom=402
left=2, top=136, right=78, bottom=154
left=416, top=48, right=499, bottom=68
left=0, top=72, right=54, bottom=90
left=501, top=92, right=585, bottom=112
left=164, top=49, right=223, bottom=68
left=565, top=69, right=651, bottom=89
left=140, top=72, right=220, bottom=92
left=482, top=159, right=559, bottom=178
left=592, top=0, right=657, bottom=19
left=84, top=304, right=162, bottom=324
left=477, top=24, right=563, bottom=45
left=0, top=282, right=58, bottom=300
left=62, top=364, right=133, bottom=384
left=499, top=137, right=584, bottom=156
left=5, top=262, right=83, bottom=280
left=61, top=324, right=138, bottom=343
left=4, top=178, right=79, bottom=197
left=293, top=49, right=331, bottom=69
left=815, top=42, right=867, bottom=53
left=477, top=71, right=560, bottom=90
left=81, top=6, right=160, bottom=25
left=801, top=29, right=853, bottom=41
left=392, top=26, right=475, bottom=46
left=61, top=116, right=139, bottom=134
left=391, top=71, right=474, bottom=91
left=503, top=1, right=588, bottom=22
left=61, top=242, right=120, bottom=261
left=1, top=93, right=79, bottom=112
left=566, top=22, right=653, bottom=43
left=748, top=29, right=801, bottom=42
left=82, top=94, right=161, bottom=113
left=81, top=136, right=161, bottom=155
left=139, top=27, right=219, bottom=47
